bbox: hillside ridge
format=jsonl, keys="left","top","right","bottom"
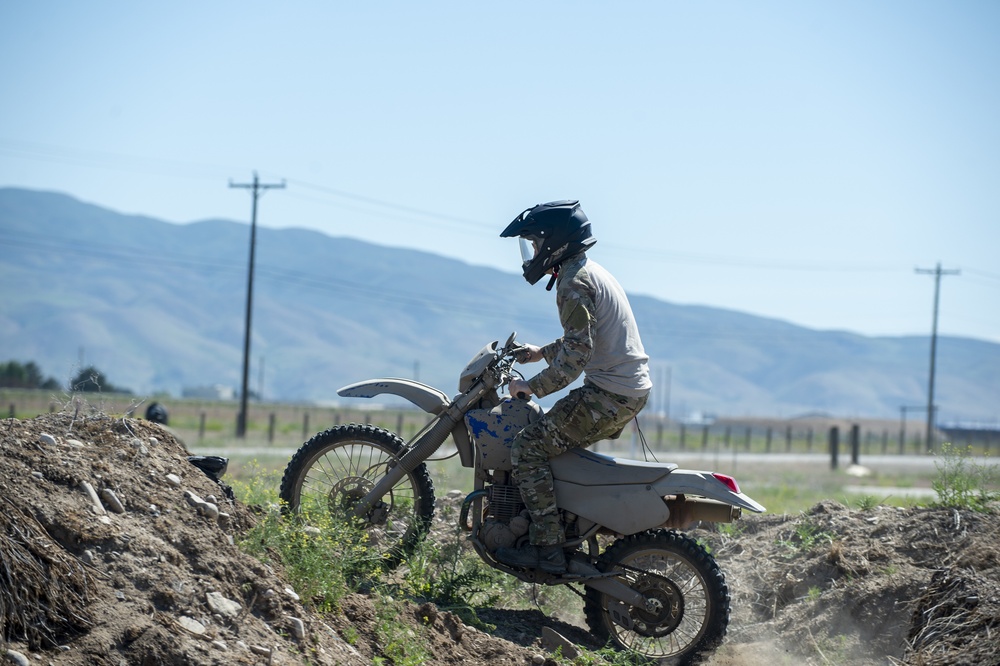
{"left": 1, "top": 186, "right": 997, "bottom": 421}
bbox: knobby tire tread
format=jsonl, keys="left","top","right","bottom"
{"left": 583, "top": 529, "right": 730, "bottom": 665}
{"left": 279, "top": 423, "right": 435, "bottom": 569}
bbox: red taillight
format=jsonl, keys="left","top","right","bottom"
{"left": 713, "top": 473, "right": 741, "bottom": 494}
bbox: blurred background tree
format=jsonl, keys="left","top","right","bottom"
{"left": 0, "top": 360, "right": 62, "bottom": 390}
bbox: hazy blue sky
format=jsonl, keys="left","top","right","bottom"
{"left": 2, "top": 1, "right": 998, "bottom": 342}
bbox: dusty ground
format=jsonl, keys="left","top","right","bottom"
{"left": 1, "top": 413, "right": 998, "bottom": 665}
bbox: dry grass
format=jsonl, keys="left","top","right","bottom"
{"left": 0, "top": 498, "right": 95, "bottom": 650}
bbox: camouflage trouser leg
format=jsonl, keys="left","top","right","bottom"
{"left": 510, "top": 383, "right": 649, "bottom": 547}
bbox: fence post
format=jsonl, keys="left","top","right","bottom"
{"left": 829, "top": 426, "right": 839, "bottom": 470}
{"left": 396, "top": 413, "right": 404, "bottom": 435}
{"left": 744, "top": 427, "right": 752, "bottom": 451}
{"left": 807, "top": 428, "right": 813, "bottom": 453}
{"left": 785, "top": 425, "right": 792, "bottom": 452}
{"left": 701, "top": 425, "right": 709, "bottom": 451}
{"left": 679, "top": 424, "right": 686, "bottom": 450}
{"left": 724, "top": 426, "right": 732, "bottom": 449}
{"left": 303, "top": 412, "right": 310, "bottom": 437}
{"left": 765, "top": 427, "right": 772, "bottom": 453}
{"left": 268, "top": 413, "right": 276, "bottom": 443}
{"left": 657, "top": 420, "right": 663, "bottom": 448}
{"left": 8, "top": 404, "right": 14, "bottom": 418}
{"left": 850, "top": 424, "right": 860, "bottom": 465}
{"left": 881, "top": 430, "right": 888, "bottom": 454}
{"left": 199, "top": 412, "right": 206, "bottom": 441}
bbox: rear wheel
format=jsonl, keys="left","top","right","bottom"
{"left": 279, "top": 424, "right": 435, "bottom": 569}
{"left": 584, "top": 529, "right": 730, "bottom": 665}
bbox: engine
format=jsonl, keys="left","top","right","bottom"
{"left": 477, "top": 482, "right": 529, "bottom": 551}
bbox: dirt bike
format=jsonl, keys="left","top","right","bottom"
{"left": 279, "top": 333, "right": 765, "bottom": 664}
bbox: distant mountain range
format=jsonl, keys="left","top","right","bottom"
{"left": 1, "top": 187, "right": 997, "bottom": 422}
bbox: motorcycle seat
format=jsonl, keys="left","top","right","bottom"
{"left": 551, "top": 448, "right": 677, "bottom": 486}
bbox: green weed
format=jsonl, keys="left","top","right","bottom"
{"left": 853, "top": 494, "right": 879, "bottom": 511}
{"left": 778, "top": 517, "right": 836, "bottom": 556}
{"left": 932, "top": 443, "right": 999, "bottom": 512}
{"left": 402, "top": 534, "right": 503, "bottom": 610}
{"left": 232, "top": 462, "right": 382, "bottom": 612}
{"left": 373, "top": 592, "right": 430, "bottom": 666}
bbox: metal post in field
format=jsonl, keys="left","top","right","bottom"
{"left": 850, "top": 424, "right": 860, "bottom": 465}
{"left": 830, "top": 426, "right": 839, "bottom": 470}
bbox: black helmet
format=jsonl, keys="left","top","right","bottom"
{"left": 500, "top": 200, "right": 596, "bottom": 285}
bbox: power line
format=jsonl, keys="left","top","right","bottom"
{"left": 2, "top": 138, "right": 988, "bottom": 277}
{"left": 915, "top": 263, "right": 960, "bottom": 451}
{"left": 230, "top": 172, "right": 285, "bottom": 438}
{"left": 5, "top": 228, "right": 995, "bottom": 344}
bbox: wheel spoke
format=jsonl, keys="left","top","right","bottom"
{"left": 279, "top": 425, "right": 435, "bottom": 570}
{"left": 585, "top": 530, "right": 729, "bottom": 662}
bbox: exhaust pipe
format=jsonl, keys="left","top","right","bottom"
{"left": 662, "top": 496, "right": 742, "bottom": 530}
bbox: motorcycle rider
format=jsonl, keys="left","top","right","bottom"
{"left": 497, "top": 200, "right": 652, "bottom": 574}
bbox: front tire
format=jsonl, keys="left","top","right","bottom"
{"left": 584, "top": 529, "right": 730, "bottom": 665}
{"left": 279, "top": 424, "right": 435, "bottom": 570}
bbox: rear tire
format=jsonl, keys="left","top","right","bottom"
{"left": 279, "top": 424, "right": 435, "bottom": 569}
{"left": 583, "top": 529, "right": 730, "bottom": 665}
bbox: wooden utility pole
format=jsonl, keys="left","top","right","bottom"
{"left": 230, "top": 172, "right": 285, "bottom": 438}
{"left": 915, "top": 262, "right": 960, "bottom": 452}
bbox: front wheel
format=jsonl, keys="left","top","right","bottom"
{"left": 584, "top": 530, "right": 730, "bottom": 665}
{"left": 279, "top": 424, "right": 435, "bottom": 569}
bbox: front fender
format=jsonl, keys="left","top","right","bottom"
{"left": 337, "top": 378, "right": 450, "bottom": 415}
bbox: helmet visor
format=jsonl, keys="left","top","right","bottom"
{"left": 518, "top": 237, "right": 537, "bottom": 266}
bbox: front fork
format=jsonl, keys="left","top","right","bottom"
{"left": 352, "top": 378, "right": 493, "bottom": 519}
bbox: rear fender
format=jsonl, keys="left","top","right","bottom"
{"left": 652, "top": 469, "right": 766, "bottom": 513}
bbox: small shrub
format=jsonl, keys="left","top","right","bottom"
{"left": 232, "top": 462, "right": 382, "bottom": 611}
{"left": 778, "top": 517, "right": 835, "bottom": 556}
{"left": 932, "top": 443, "right": 999, "bottom": 512}
{"left": 403, "top": 536, "right": 503, "bottom": 610}
{"left": 854, "top": 494, "right": 879, "bottom": 511}
{"left": 373, "top": 592, "right": 430, "bottom": 666}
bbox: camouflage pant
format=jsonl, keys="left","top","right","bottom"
{"left": 510, "top": 382, "right": 649, "bottom": 546}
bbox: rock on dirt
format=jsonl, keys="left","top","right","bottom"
{"left": 1, "top": 413, "right": 998, "bottom": 665}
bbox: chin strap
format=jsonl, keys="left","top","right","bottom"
{"left": 545, "top": 268, "right": 559, "bottom": 291}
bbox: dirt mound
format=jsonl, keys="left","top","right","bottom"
{"left": 706, "top": 500, "right": 1000, "bottom": 665}
{"left": 0, "top": 414, "right": 542, "bottom": 665}
{"left": 1, "top": 413, "right": 998, "bottom": 665}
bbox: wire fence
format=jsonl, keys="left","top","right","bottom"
{"left": 4, "top": 389, "right": 998, "bottom": 457}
